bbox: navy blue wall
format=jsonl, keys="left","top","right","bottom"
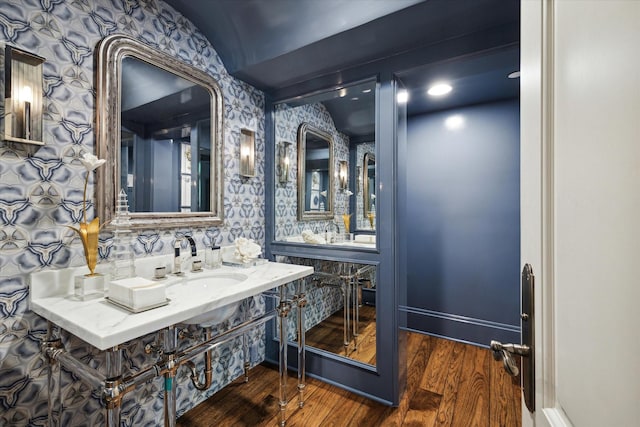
{"left": 402, "top": 100, "right": 521, "bottom": 347}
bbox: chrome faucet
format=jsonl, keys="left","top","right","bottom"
{"left": 184, "top": 235, "right": 202, "bottom": 272}
{"left": 325, "top": 221, "right": 340, "bottom": 243}
{"left": 185, "top": 236, "right": 197, "bottom": 258}
{"left": 173, "top": 238, "right": 183, "bottom": 275}
{"left": 174, "top": 236, "right": 200, "bottom": 274}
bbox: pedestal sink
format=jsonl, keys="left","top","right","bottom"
{"left": 181, "top": 272, "right": 249, "bottom": 326}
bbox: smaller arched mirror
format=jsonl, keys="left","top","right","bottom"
{"left": 297, "top": 123, "right": 334, "bottom": 221}
{"left": 363, "top": 152, "right": 376, "bottom": 226}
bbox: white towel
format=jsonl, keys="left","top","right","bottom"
{"left": 301, "top": 230, "right": 327, "bottom": 244}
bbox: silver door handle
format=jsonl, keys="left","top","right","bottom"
{"left": 488, "top": 263, "right": 536, "bottom": 413}
{"left": 490, "top": 340, "right": 530, "bottom": 376}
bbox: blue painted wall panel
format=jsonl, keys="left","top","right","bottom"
{"left": 405, "top": 100, "right": 520, "bottom": 345}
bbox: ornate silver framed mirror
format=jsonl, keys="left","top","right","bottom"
{"left": 96, "top": 35, "right": 224, "bottom": 230}
{"left": 297, "top": 123, "right": 334, "bottom": 221}
{"left": 363, "top": 152, "right": 376, "bottom": 221}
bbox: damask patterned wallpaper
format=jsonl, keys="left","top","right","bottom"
{"left": 273, "top": 102, "right": 351, "bottom": 241}
{"left": 0, "top": 0, "right": 267, "bottom": 424}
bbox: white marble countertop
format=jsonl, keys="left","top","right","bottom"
{"left": 30, "top": 261, "right": 313, "bottom": 350}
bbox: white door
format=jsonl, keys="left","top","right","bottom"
{"left": 521, "top": 1, "right": 640, "bottom": 426}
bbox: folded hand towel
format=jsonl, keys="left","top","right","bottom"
{"left": 301, "top": 230, "right": 327, "bottom": 244}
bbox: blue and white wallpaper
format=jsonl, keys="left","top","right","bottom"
{"left": 273, "top": 102, "right": 351, "bottom": 241}
{"left": 0, "top": 0, "right": 267, "bottom": 425}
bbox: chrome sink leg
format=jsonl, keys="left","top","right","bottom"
{"left": 44, "top": 322, "right": 62, "bottom": 427}
{"left": 104, "top": 345, "right": 123, "bottom": 427}
{"left": 243, "top": 299, "right": 250, "bottom": 383}
{"left": 163, "top": 326, "right": 178, "bottom": 427}
{"left": 352, "top": 275, "right": 359, "bottom": 351}
{"left": 277, "top": 286, "right": 291, "bottom": 426}
{"left": 296, "top": 279, "right": 307, "bottom": 408}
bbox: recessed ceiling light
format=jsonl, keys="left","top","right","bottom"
{"left": 362, "top": 89, "right": 372, "bottom": 93}
{"left": 396, "top": 90, "right": 409, "bottom": 104}
{"left": 351, "top": 97, "right": 359, "bottom": 101}
{"left": 427, "top": 83, "right": 452, "bottom": 97}
{"left": 508, "top": 71, "right": 520, "bottom": 79}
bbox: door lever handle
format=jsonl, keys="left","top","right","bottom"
{"left": 491, "top": 340, "right": 530, "bottom": 357}
{"left": 488, "top": 263, "right": 536, "bottom": 412}
{"left": 490, "top": 340, "right": 530, "bottom": 377}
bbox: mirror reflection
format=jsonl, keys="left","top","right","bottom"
{"left": 362, "top": 152, "right": 376, "bottom": 228}
{"left": 298, "top": 123, "right": 333, "bottom": 219}
{"left": 96, "top": 35, "right": 224, "bottom": 229}
{"left": 120, "top": 57, "right": 211, "bottom": 213}
{"left": 274, "top": 79, "right": 377, "bottom": 246}
{"left": 280, "top": 258, "right": 377, "bottom": 367}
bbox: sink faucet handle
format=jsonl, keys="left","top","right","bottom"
{"left": 173, "top": 238, "right": 182, "bottom": 274}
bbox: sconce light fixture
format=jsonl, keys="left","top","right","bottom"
{"left": 1, "top": 44, "right": 45, "bottom": 145}
{"left": 339, "top": 160, "right": 348, "bottom": 190}
{"left": 277, "top": 141, "right": 291, "bottom": 184}
{"left": 239, "top": 128, "right": 255, "bottom": 177}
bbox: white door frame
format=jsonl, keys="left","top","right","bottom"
{"left": 521, "top": 0, "right": 571, "bottom": 425}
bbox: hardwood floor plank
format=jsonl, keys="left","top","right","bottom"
{"left": 401, "top": 388, "right": 443, "bottom": 427}
{"left": 489, "top": 349, "right": 521, "bottom": 427}
{"left": 421, "top": 337, "right": 456, "bottom": 394}
{"left": 432, "top": 341, "right": 467, "bottom": 427}
{"left": 450, "top": 344, "right": 490, "bottom": 427}
{"left": 348, "top": 332, "right": 433, "bottom": 426}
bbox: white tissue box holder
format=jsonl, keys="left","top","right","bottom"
{"left": 107, "top": 277, "right": 167, "bottom": 312}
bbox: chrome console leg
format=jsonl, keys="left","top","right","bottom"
{"left": 277, "top": 286, "right": 291, "bottom": 427}
{"left": 352, "top": 276, "right": 359, "bottom": 351}
{"left": 295, "top": 279, "right": 307, "bottom": 408}
{"left": 163, "top": 326, "right": 178, "bottom": 427}
{"left": 44, "top": 322, "right": 62, "bottom": 427}
{"left": 104, "top": 346, "right": 123, "bottom": 427}
{"left": 243, "top": 298, "right": 250, "bottom": 383}
{"left": 342, "top": 281, "right": 349, "bottom": 351}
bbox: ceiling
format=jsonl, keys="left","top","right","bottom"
{"left": 163, "top": 0, "right": 520, "bottom": 137}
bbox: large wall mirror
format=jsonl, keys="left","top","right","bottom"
{"left": 272, "top": 80, "right": 378, "bottom": 368}
{"left": 96, "top": 35, "right": 224, "bottom": 229}
{"left": 297, "top": 123, "right": 334, "bottom": 221}
{"left": 273, "top": 78, "right": 377, "bottom": 246}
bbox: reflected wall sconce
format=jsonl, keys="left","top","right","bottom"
{"left": 1, "top": 44, "right": 45, "bottom": 145}
{"left": 239, "top": 128, "right": 255, "bottom": 177}
{"left": 277, "top": 141, "right": 291, "bottom": 184}
{"left": 339, "top": 160, "right": 348, "bottom": 190}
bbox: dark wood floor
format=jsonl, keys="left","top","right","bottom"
{"left": 177, "top": 333, "right": 521, "bottom": 427}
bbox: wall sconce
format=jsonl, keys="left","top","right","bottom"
{"left": 1, "top": 44, "right": 45, "bottom": 145}
{"left": 339, "top": 160, "right": 348, "bottom": 190}
{"left": 277, "top": 141, "right": 291, "bottom": 184}
{"left": 239, "top": 128, "right": 255, "bottom": 177}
